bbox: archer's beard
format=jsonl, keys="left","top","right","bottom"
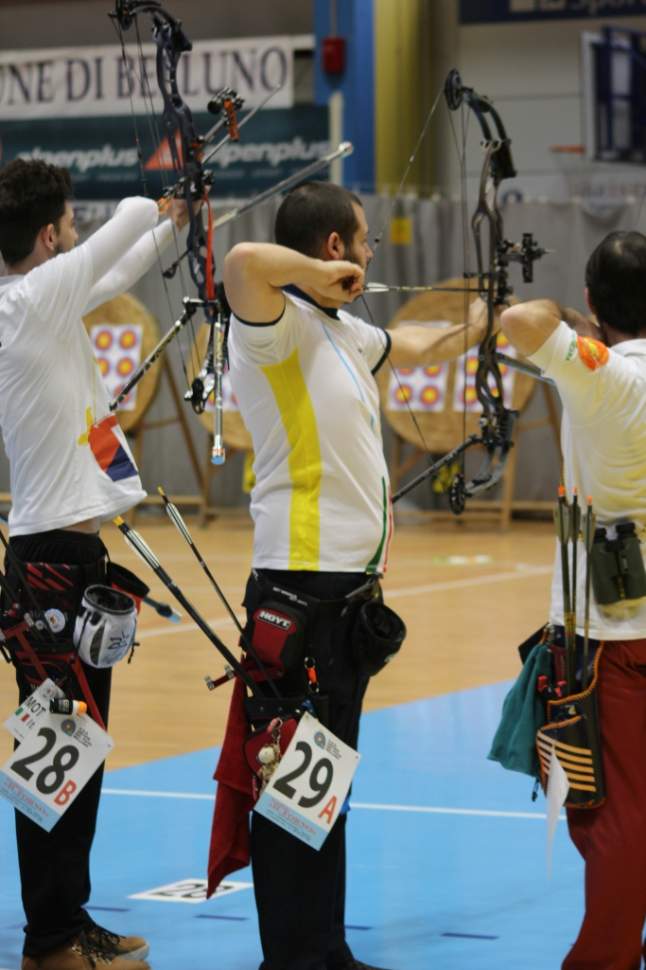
{"left": 53, "top": 240, "right": 76, "bottom": 257}
{"left": 346, "top": 249, "right": 370, "bottom": 275}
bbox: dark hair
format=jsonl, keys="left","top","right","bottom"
{"left": 274, "top": 181, "right": 362, "bottom": 257}
{"left": 585, "top": 230, "right": 646, "bottom": 336}
{"left": 0, "top": 158, "right": 73, "bottom": 265}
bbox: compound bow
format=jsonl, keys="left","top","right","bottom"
{"left": 383, "top": 69, "right": 548, "bottom": 513}
{"left": 110, "top": 0, "right": 243, "bottom": 462}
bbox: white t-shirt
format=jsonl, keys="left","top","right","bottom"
{"left": 529, "top": 321, "right": 646, "bottom": 639}
{"left": 0, "top": 196, "right": 175, "bottom": 536}
{"left": 227, "top": 289, "right": 392, "bottom": 573}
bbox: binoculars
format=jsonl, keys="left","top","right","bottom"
{"left": 591, "top": 521, "right": 646, "bottom": 604}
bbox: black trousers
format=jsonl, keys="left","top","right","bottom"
{"left": 7, "top": 530, "right": 111, "bottom": 958}
{"left": 246, "top": 570, "right": 370, "bottom": 970}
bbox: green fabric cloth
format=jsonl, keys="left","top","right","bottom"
{"left": 488, "top": 640, "right": 551, "bottom": 778}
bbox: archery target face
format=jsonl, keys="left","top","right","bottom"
{"left": 387, "top": 319, "right": 451, "bottom": 413}
{"left": 452, "top": 332, "right": 517, "bottom": 412}
{"left": 388, "top": 329, "right": 517, "bottom": 413}
{"left": 90, "top": 323, "right": 144, "bottom": 411}
{"left": 389, "top": 361, "right": 449, "bottom": 412}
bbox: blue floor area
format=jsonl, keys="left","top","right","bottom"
{"left": 0, "top": 683, "right": 583, "bottom": 970}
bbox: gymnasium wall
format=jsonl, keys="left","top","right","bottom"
{"left": 429, "top": 4, "right": 646, "bottom": 202}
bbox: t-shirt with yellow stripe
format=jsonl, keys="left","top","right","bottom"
{"left": 228, "top": 288, "right": 393, "bottom": 574}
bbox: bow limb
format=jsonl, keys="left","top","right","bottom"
{"left": 150, "top": 9, "right": 218, "bottom": 318}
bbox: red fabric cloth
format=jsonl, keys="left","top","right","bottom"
{"left": 206, "top": 678, "right": 254, "bottom": 897}
{"left": 562, "top": 638, "right": 646, "bottom": 970}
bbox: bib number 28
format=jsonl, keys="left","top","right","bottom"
{"left": 10, "top": 727, "right": 80, "bottom": 798}
{"left": 0, "top": 701, "right": 113, "bottom": 831}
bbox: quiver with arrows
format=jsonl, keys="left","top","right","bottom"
{"left": 489, "top": 624, "right": 606, "bottom": 809}
{"left": 536, "top": 635, "right": 605, "bottom": 810}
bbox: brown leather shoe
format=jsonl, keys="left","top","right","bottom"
{"left": 83, "top": 922, "right": 149, "bottom": 960}
{"left": 21, "top": 932, "right": 151, "bottom": 969}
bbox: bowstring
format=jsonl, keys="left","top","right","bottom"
{"left": 359, "top": 295, "right": 433, "bottom": 460}
{"left": 448, "top": 99, "right": 474, "bottom": 490}
{"left": 372, "top": 83, "right": 445, "bottom": 252}
{"left": 364, "top": 78, "right": 487, "bottom": 502}
{"left": 635, "top": 178, "right": 646, "bottom": 228}
{"left": 363, "top": 79, "right": 449, "bottom": 479}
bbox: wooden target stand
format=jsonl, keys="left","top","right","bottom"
{"left": 83, "top": 293, "right": 204, "bottom": 522}
{"left": 188, "top": 326, "right": 253, "bottom": 525}
{"left": 379, "top": 279, "right": 560, "bottom": 528}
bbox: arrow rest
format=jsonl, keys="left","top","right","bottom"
{"left": 184, "top": 371, "right": 213, "bottom": 414}
{"left": 449, "top": 474, "right": 467, "bottom": 515}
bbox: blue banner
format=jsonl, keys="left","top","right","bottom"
{"left": 460, "top": 0, "right": 646, "bottom": 23}
{"left": 0, "top": 106, "right": 329, "bottom": 200}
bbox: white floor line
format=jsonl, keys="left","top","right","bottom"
{"left": 138, "top": 615, "right": 239, "bottom": 641}
{"left": 101, "top": 788, "right": 563, "bottom": 821}
{"left": 385, "top": 565, "right": 553, "bottom": 599}
{"left": 103, "top": 787, "right": 213, "bottom": 800}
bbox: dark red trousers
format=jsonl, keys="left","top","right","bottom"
{"left": 562, "top": 638, "right": 646, "bottom": 970}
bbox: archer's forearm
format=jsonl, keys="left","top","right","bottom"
{"left": 501, "top": 298, "right": 561, "bottom": 356}
{"left": 84, "top": 219, "right": 175, "bottom": 314}
{"left": 224, "top": 242, "right": 329, "bottom": 291}
{"left": 84, "top": 197, "right": 159, "bottom": 288}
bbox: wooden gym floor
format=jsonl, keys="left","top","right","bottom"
{"left": 0, "top": 511, "right": 554, "bottom": 770}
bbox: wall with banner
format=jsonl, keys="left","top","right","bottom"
{"left": 2, "top": 2, "right": 646, "bottom": 206}
{"left": 0, "top": 37, "right": 329, "bottom": 199}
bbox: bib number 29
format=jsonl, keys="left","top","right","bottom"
{"left": 273, "top": 740, "right": 334, "bottom": 808}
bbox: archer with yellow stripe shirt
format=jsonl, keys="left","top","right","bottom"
{"left": 222, "top": 180, "right": 487, "bottom": 970}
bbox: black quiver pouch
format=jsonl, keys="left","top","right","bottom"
{"left": 351, "top": 599, "right": 406, "bottom": 676}
{"left": 536, "top": 640, "right": 606, "bottom": 810}
{"left": 246, "top": 600, "right": 307, "bottom": 677}
{"left": 240, "top": 578, "right": 330, "bottom": 728}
